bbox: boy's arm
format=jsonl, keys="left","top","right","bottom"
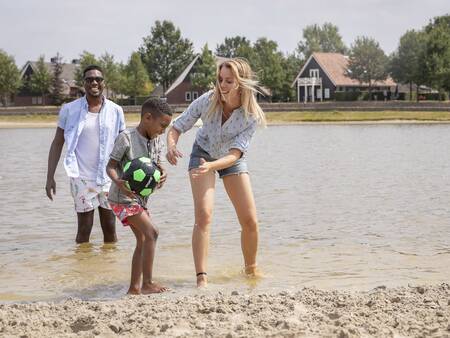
{"left": 45, "top": 127, "right": 65, "bottom": 200}
{"left": 106, "top": 158, "right": 135, "bottom": 198}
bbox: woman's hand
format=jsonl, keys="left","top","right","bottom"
{"left": 166, "top": 146, "right": 183, "bottom": 166}
{"left": 191, "top": 158, "right": 212, "bottom": 178}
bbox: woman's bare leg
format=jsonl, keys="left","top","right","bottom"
{"left": 223, "top": 173, "right": 259, "bottom": 275}
{"left": 190, "top": 170, "right": 216, "bottom": 287}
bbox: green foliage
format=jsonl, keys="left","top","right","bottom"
{"left": 139, "top": 20, "right": 194, "bottom": 92}
{"left": 29, "top": 55, "right": 52, "bottom": 104}
{"left": 74, "top": 51, "right": 98, "bottom": 86}
{"left": 280, "top": 53, "right": 303, "bottom": 101}
{"left": 50, "top": 53, "right": 66, "bottom": 105}
{"left": 252, "top": 38, "right": 285, "bottom": 101}
{"left": 98, "top": 53, "right": 122, "bottom": 98}
{"left": 389, "top": 30, "right": 426, "bottom": 100}
{"left": 423, "top": 14, "right": 450, "bottom": 93}
{"left": 297, "top": 23, "right": 347, "bottom": 59}
{"left": 122, "top": 52, "right": 153, "bottom": 101}
{"left": 215, "top": 36, "right": 254, "bottom": 60}
{"left": 0, "top": 50, "right": 21, "bottom": 106}
{"left": 347, "top": 36, "right": 388, "bottom": 98}
{"left": 191, "top": 44, "right": 216, "bottom": 91}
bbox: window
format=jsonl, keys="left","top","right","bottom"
{"left": 309, "top": 69, "right": 319, "bottom": 78}
{"left": 192, "top": 92, "right": 198, "bottom": 100}
{"left": 324, "top": 88, "right": 330, "bottom": 99}
{"left": 185, "top": 92, "right": 192, "bottom": 102}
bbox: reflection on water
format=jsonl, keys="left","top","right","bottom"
{"left": 0, "top": 124, "right": 450, "bottom": 302}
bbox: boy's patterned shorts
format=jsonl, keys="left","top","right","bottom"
{"left": 69, "top": 177, "right": 111, "bottom": 213}
{"left": 109, "top": 202, "right": 149, "bottom": 227}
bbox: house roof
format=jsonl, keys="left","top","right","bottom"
{"left": 292, "top": 52, "right": 396, "bottom": 87}
{"left": 21, "top": 61, "right": 78, "bottom": 87}
{"left": 165, "top": 55, "right": 230, "bottom": 96}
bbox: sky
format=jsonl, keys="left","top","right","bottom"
{"left": 1, "top": 0, "right": 449, "bottom": 68}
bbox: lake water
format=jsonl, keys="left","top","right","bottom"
{"left": 0, "top": 124, "right": 449, "bottom": 302}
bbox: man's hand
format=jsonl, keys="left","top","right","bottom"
{"left": 45, "top": 178, "right": 56, "bottom": 200}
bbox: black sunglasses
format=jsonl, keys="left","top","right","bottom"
{"left": 84, "top": 77, "right": 104, "bottom": 84}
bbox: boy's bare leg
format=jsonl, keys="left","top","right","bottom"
{"left": 76, "top": 210, "right": 94, "bottom": 243}
{"left": 127, "top": 212, "right": 168, "bottom": 294}
{"left": 128, "top": 225, "right": 144, "bottom": 294}
{"left": 98, "top": 207, "right": 117, "bottom": 243}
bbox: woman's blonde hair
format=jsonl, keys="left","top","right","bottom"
{"left": 207, "top": 57, "right": 266, "bottom": 126}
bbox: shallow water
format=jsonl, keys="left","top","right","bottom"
{"left": 0, "top": 124, "right": 449, "bottom": 302}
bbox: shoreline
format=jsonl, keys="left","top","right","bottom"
{"left": 3, "top": 119, "right": 450, "bottom": 129}
{"left": 1, "top": 283, "right": 448, "bottom": 337}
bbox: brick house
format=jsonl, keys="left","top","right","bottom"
{"left": 15, "top": 58, "right": 80, "bottom": 106}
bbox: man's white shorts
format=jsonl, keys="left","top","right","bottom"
{"left": 69, "top": 177, "right": 111, "bottom": 213}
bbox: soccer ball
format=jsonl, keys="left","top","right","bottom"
{"left": 122, "top": 157, "right": 161, "bottom": 197}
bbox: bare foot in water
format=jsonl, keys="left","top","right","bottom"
{"left": 244, "top": 264, "right": 260, "bottom": 277}
{"left": 197, "top": 274, "right": 208, "bottom": 288}
{"left": 127, "top": 287, "right": 140, "bottom": 295}
{"left": 141, "top": 282, "right": 169, "bottom": 294}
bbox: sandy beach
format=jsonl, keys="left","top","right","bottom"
{"left": 1, "top": 284, "right": 448, "bottom": 337}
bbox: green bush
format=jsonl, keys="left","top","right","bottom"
{"left": 334, "top": 91, "right": 360, "bottom": 101}
{"left": 419, "top": 92, "right": 448, "bottom": 101}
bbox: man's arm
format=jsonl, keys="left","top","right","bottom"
{"left": 45, "top": 127, "right": 65, "bottom": 200}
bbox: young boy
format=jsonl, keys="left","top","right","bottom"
{"left": 106, "top": 98, "right": 172, "bottom": 295}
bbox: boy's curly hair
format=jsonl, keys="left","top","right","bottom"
{"left": 141, "top": 98, "right": 172, "bottom": 117}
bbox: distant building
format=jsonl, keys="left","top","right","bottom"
{"left": 164, "top": 55, "right": 271, "bottom": 104}
{"left": 292, "top": 52, "right": 396, "bottom": 102}
{"left": 15, "top": 59, "right": 80, "bottom": 106}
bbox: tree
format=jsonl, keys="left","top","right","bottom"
{"left": 139, "top": 20, "right": 194, "bottom": 92}
{"left": 215, "top": 36, "right": 254, "bottom": 60}
{"left": 99, "top": 52, "right": 122, "bottom": 99}
{"left": 0, "top": 50, "right": 21, "bottom": 106}
{"left": 252, "top": 38, "right": 285, "bottom": 101}
{"left": 423, "top": 14, "right": 450, "bottom": 97}
{"left": 191, "top": 44, "right": 216, "bottom": 91}
{"left": 389, "top": 30, "right": 426, "bottom": 101}
{"left": 280, "top": 53, "right": 303, "bottom": 101}
{"left": 50, "top": 53, "right": 66, "bottom": 105}
{"left": 347, "top": 36, "right": 388, "bottom": 99}
{"left": 297, "top": 23, "right": 347, "bottom": 59}
{"left": 29, "top": 55, "right": 52, "bottom": 105}
{"left": 122, "top": 52, "right": 153, "bottom": 104}
{"left": 74, "top": 51, "right": 98, "bottom": 86}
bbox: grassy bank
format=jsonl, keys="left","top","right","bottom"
{"left": 1, "top": 111, "right": 450, "bottom": 126}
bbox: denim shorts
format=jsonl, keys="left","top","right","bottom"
{"left": 188, "top": 142, "right": 248, "bottom": 178}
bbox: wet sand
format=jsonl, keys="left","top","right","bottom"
{"left": 1, "top": 284, "right": 449, "bottom": 337}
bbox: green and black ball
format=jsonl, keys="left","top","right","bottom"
{"left": 122, "top": 157, "right": 161, "bottom": 197}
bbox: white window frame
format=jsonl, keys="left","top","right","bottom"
{"left": 309, "top": 69, "right": 319, "bottom": 78}
{"left": 185, "top": 91, "right": 192, "bottom": 102}
{"left": 324, "top": 88, "right": 330, "bottom": 99}
{"left": 192, "top": 91, "right": 198, "bottom": 100}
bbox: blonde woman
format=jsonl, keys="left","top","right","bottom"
{"left": 166, "top": 58, "right": 266, "bottom": 287}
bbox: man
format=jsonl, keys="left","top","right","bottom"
{"left": 45, "top": 65, "right": 125, "bottom": 243}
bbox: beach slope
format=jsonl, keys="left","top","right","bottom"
{"left": 1, "top": 284, "right": 449, "bottom": 337}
